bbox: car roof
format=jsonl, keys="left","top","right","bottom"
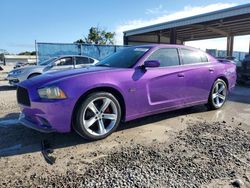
{"left": 56, "top": 55, "right": 98, "bottom": 60}
{"left": 57, "top": 55, "right": 91, "bottom": 58}
{"left": 132, "top": 44, "right": 203, "bottom": 51}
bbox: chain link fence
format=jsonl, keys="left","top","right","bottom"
{"left": 37, "top": 43, "right": 248, "bottom": 64}
{"left": 37, "top": 42, "right": 128, "bottom": 64}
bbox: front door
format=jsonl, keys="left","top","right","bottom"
{"left": 140, "top": 48, "right": 188, "bottom": 111}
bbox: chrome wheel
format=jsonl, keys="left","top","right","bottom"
{"left": 212, "top": 81, "right": 227, "bottom": 108}
{"left": 83, "top": 97, "right": 118, "bottom": 136}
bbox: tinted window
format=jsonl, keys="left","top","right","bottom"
{"left": 181, "top": 49, "right": 208, "bottom": 64}
{"left": 57, "top": 57, "right": 73, "bottom": 66}
{"left": 95, "top": 47, "right": 149, "bottom": 68}
{"left": 76, "top": 57, "right": 89, "bottom": 65}
{"left": 89, "top": 58, "right": 95, "bottom": 64}
{"left": 147, "top": 48, "right": 180, "bottom": 67}
{"left": 201, "top": 53, "right": 208, "bottom": 62}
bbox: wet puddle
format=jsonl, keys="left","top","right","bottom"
{"left": 0, "top": 144, "right": 22, "bottom": 155}
{"left": 0, "top": 119, "right": 20, "bottom": 127}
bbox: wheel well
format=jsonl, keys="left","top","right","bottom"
{"left": 28, "top": 73, "right": 41, "bottom": 79}
{"left": 208, "top": 76, "right": 229, "bottom": 102}
{"left": 72, "top": 87, "right": 126, "bottom": 124}
{"left": 217, "top": 76, "right": 229, "bottom": 88}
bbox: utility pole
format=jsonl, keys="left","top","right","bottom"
{"left": 249, "top": 39, "right": 250, "bottom": 54}
{"left": 35, "top": 40, "right": 38, "bottom": 65}
{"left": 226, "top": 35, "right": 234, "bottom": 57}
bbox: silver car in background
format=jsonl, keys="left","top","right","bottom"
{"left": 7, "top": 55, "right": 99, "bottom": 85}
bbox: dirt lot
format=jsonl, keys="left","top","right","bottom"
{"left": 0, "top": 70, "right": 250, "bottom": 187}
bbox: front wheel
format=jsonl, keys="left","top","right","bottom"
{"left": 208, "top": 79, "right": 227, "bottom": 110}
{"left": 73, "top": 92, "right": 121, "bottom": 140}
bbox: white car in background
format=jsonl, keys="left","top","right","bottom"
{"left": 7, "top": 55, "right": 99, "bottom": 85}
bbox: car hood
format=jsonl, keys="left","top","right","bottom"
{"left": 19, "top": 66, "right": 120, "bottom": 88}
{"left": 11, "top": 65, "right": 45, "bottom": 72}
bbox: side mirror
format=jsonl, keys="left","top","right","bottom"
{"left": 143, "top": 60, "right": 160, "bottom": 68}
{"left": 46, "top": 62, "right": 56, "bottom": 70}
{"left": 51, "top": 62, "right": 57, "bottom": 67}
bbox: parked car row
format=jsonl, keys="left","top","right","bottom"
{"left": 13, "top": 62, "right": 36, "bottom": 69}
{"left": 216, "top": 56, "right": 242, "bottom": 67}
{"left": 237, "top": 54, "right": 250, "bottom": 84}
{"left": 17, "top": 45, "right": 237, "bottom": 140}
{"left": 216, "top": 55, "right": 250, "bottom": 84}
{"left": 7, "top": 55, "right": 99, "bottom": 85}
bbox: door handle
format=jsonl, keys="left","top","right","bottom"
{"left": 177, "top": 73, "right": 184, "bottom": 77}
{"left": 209, "top": 68, "right": 214, "bottom": 72}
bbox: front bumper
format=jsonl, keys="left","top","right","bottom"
{"left": 7, "top": 75, "right": 20, "bottom": 86}
{"left": 19, "top": 113, "right": 56, "bottom": 133}
{"left": 17, "top": 84, "right": 75, "bottom": 133}
{"left": 19, "top": 99, "right": 74, "bottom": 133}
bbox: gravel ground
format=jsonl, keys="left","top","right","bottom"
{"left": 0, "top": 79, "right": 250, "bottom": 188}
{"left": 0, "top": 65, "right": 12, "bottom": 81}
{"left": 0, "top": 66, "right": 19, "bottom": 117}
{"left": 1, "top": 121, "right": 249, "bottom": 188}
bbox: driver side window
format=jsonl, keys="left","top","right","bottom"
{"left": 147, "top": 48, "right": 180, "bottom": 67}
{"left": 56, "top": 57, "right": 73, "bottom": 66}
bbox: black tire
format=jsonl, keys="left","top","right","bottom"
{"left": 28, "top": 73, "right": 41, "bottom": 79}
{"left": 208, "top": 79, "right": 228, "bottom": 110}
{"left": 73, "top": 92, "right": 121, "bottom": 140}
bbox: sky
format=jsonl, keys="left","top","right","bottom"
{"left": 0, "top": 0, "right": 249, "bottom": 54}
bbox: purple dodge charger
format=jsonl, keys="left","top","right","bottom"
{"left": 17, "top": 45, "right": 236, "bottom": 140}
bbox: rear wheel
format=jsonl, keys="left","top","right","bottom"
{"left": 208, "top": 79, "right": 227, "bottom": 110}
{"left": 74, "top": 92, "right": 121, "bottom": 140}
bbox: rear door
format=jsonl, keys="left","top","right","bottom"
{"left": 178, "top": 48, "right": 215, "bottom": 103}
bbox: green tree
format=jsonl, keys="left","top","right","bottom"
{"left": 18, "top": 51, "right": 36, "bottom": 55}
{"left": 75, "top": 27, "right": 115, "bottom": 45}
{"left": 74, "top": 39, "right": 85, "bottom": 44}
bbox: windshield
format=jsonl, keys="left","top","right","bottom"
{"left": 40, "top": 57, "right": 57, "bottom": 66}
{"left": 95, "top": 47, "right": 150, "bottom": 68}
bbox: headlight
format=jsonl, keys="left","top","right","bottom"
{"left": 9, "top": 70, "right": 22, "bottom": 76}
{"left": 38, "top": 86, "right": 67, "bottom": 99}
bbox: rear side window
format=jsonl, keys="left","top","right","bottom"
{"left": 147, "top": 48, "right": 180, "bottom": 67}
{"left": 75, "top": 57, "right": 90, "bottom": 65}
{"left": 181, "top": 49, "right": 208, "bottom": 64}
{"left": 89, "top": 58, "right": 95, "bottom": 64}
{"left": 200, "top": 53, "right": 208, "bottom": 62}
